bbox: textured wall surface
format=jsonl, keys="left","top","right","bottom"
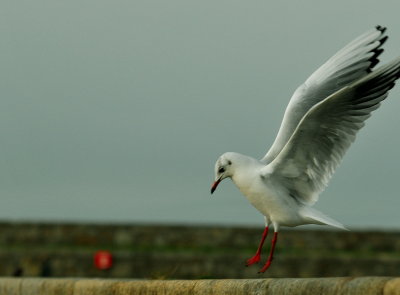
{"left": 1, "top": 277, "right": 400, "bottom": 295}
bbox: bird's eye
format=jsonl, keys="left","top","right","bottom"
{"left": 218, "top": 167, "right": 225, "bottom": 174}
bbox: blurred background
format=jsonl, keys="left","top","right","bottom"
{"left": 3, "top": 222, "right": 400, "bottom": 278}
{"left": 1, "top": 0, "right": 400, "bottom": 279}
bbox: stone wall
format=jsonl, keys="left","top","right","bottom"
{"left": 1, "top": 222, "right": 400, "bottom": 278}
{"left": 1, "top": 277, "right": 400, "bottom": 295}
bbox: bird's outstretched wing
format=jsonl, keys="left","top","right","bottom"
{"left": 261, "top": 26, "right": 388, "bottom": 164}
{"left": 264, "top": 57, "right": 400, "bottom": 205}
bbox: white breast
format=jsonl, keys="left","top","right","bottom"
{"left": 232, "top": 170, "right": 305, "bottom": 226}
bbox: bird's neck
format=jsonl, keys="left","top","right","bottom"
{"left": 230, "top": 154, "right": 263, "bottom": 188}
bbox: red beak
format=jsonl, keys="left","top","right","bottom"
{"left": 211, "top": 178, "right": 221, "bottom": 194}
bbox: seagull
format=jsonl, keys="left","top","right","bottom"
{"left": 211, "top": 26, "right": 400, "bottom": 273}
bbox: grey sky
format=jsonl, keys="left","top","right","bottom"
{"left": 1, "top": 1, "right": 400, "bottom": 228}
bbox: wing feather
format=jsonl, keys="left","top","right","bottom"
{"left": 261, "top": 26, "right": 388, "bottom": 164}
{"left": 264, "top": 57, "right": 400, "bottom": 205}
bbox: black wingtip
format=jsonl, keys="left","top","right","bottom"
{"left": 367, "top": 30, "right": 387, "bottom": 72}
{"left": 376, "top": 25, "right": 387, "bottom": 33}
{"left": 369, "top": 58, "right": 380, "bottom": 70}
{"left": 368, "top": 48, "right": 384, "bottom": 72}
{"left": 379, "top": 35, "right": 389, "bottom": 46}
{"left": 375, "top": 48, "right": 384, "bottom": 54}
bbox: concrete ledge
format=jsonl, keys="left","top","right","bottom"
{"left": 0, "top": 277, "right": 400, "bottom": 295}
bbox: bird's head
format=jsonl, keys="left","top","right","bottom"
{"left": 211, "top": 153, "right": 235, "bottom": 194}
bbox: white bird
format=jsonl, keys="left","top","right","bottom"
{"left": 211, "top": 26, "right": 400, "bottom": 273}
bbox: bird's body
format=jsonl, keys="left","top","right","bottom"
{"left": 211, "top": 26, "right": 400, "bottom": 273}
{"left": 228, "top": 153, "right": 299, "bottom": 226}
{"left": 219, "top": 152, "right": 346, "bottom": 229}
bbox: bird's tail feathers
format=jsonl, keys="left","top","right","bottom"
{"left": 301, "top": 207, "right": 349, "bottom": 231}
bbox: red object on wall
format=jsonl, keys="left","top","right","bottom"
{"left": 94, "top": 250, "right": 113, "bottom": 270}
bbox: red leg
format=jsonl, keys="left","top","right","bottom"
{"left": 258, "top": 231, "right": 278, "bottom": 273}
{"left": 246, "top": 226, "right": 269, "bottom": 266}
